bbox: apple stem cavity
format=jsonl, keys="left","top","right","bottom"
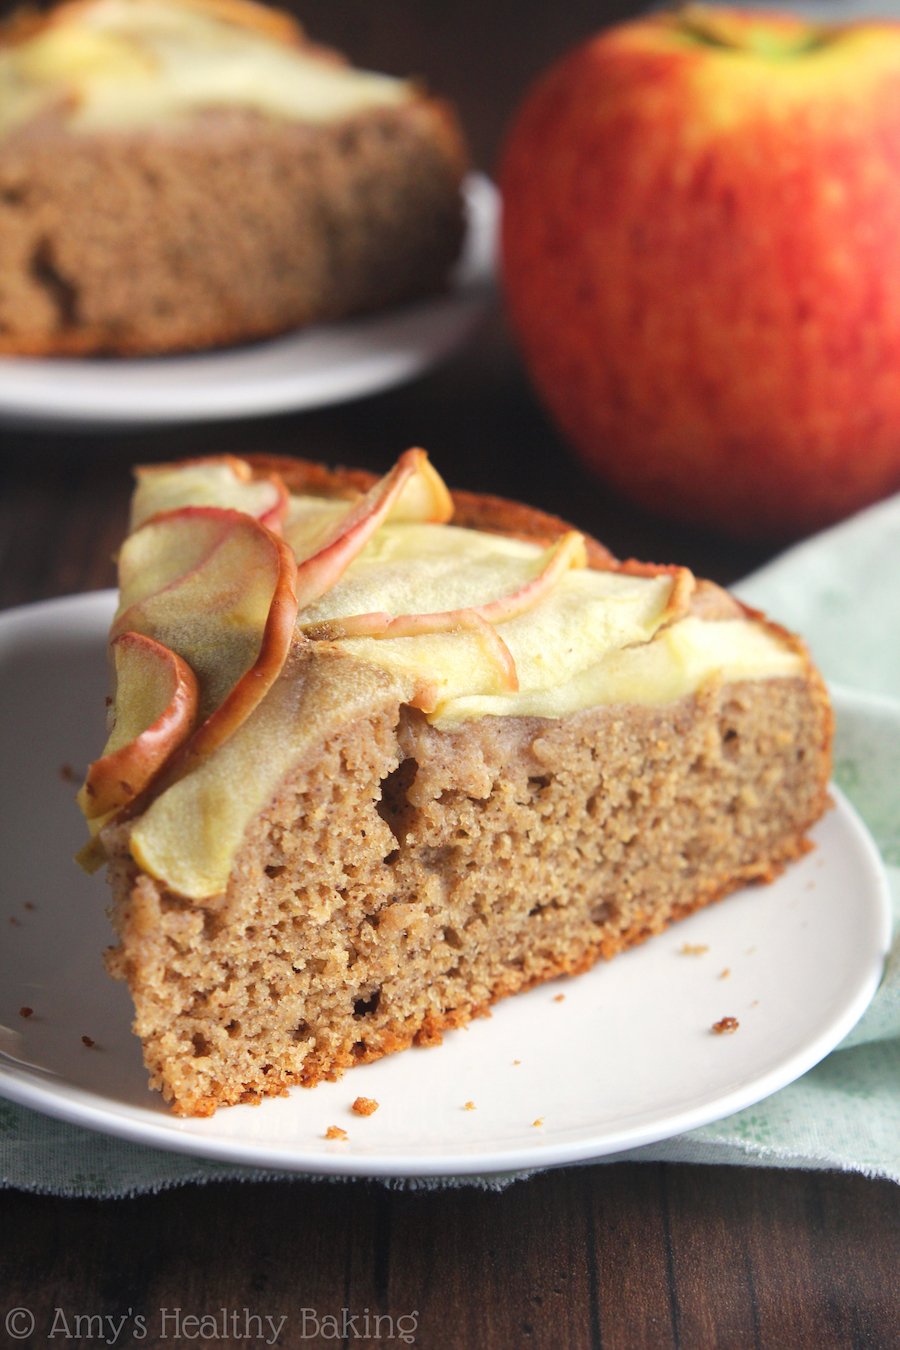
{"left": 674, "top": 5, "right": 834, "bottom": 59}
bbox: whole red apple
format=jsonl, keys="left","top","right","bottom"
{"left": 500, "top": 5, "right": 900, "bottom": 539}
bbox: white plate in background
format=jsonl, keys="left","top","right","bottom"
{"left": 0, "top": 591, "right": 890, "bottom": 1177}
{"left": 0, "top": 174, "right": 497, "bottom": 428}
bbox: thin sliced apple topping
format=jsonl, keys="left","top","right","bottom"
{"left": 299, "top": 530, "right": 590, "bottom": 704}
{"left": 284, "top": 450, "right": 452, "bottom": 560}
{"left": 76, "top": 447, "right": 807, "bottom": 900}
{"left": 130, "top": 456, "right": 289, "bottom": 533}
{"left": 112, "top": 504, "right": 298, "bottom": 781}
{"left": 292, "top": 448, "right": 454, "bottom": 612}
{"left": 472, "top": 531, "right": 588, "bottom": 624}
{"left": 77, "top": 631, "right": 199, "bottom": 821}
{"left": 303, "top": 609, "right": 519, "bottom": 707}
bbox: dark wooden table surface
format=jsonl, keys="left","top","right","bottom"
{"left": 1, "top": 3, "right": 898, "bottom": 1347}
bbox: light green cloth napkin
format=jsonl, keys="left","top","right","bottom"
{"left": 1, "top": 497, "right": 897, "bottom": 1195}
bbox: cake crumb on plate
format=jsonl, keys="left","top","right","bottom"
{"left": 351, "top": 1096, "right": 379, "bottom": 1117}
{"left": 711, "top": 1016, "right": 740, "bottom": 1035}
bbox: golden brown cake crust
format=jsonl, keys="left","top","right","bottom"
{"left": 246, "top": 453, "right": 761, "bottom": 622}
{"left": 96, "top": 456, "right": 833, "bottom": 1115}
{"left": 95, "top": 454, "right": 833, "bottom": 1116}
{"left": 248, "top": 452, "right": 616, "bottom": 569}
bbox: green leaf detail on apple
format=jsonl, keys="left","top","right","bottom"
{"left": 674, "top": 6, "right": 834, "bottom": 59}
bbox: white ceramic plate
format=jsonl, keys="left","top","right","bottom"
{"left": 0, "top": 592, "right": 891, "bottom": 1178}
{"left": 0, "top": 174, "right": 497, "bottom": 428}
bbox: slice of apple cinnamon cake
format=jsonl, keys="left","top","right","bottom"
{"left": 77, "top": 451, "right": 832, "bottom": 1115}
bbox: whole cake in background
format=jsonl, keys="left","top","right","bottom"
{"left": 0, "top": 0, "right": 467, "bottom": 355}
{"left": 77, "top": 451, "right": 833, "bottom": 1116}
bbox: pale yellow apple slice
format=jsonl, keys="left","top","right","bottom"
{"left": 284, "top": 449, "right": 452, "bottom": 561}
{"left": 615, "top": 560, "right": 695, "bottom": 625}
{"left": 299, "top": 526, "right": 588, "bottom": 642}
{"left": 113, "top": 505, "right": 298, "bottom": 775}
{"left": 303, "top": 608, "right": 519, "bottom": 701}
{"left": 292, "top": 448, "right": 453, "bottom": 610}
{"left": 472, "top": 530, "right": 588, "bottom": 623}
{"left": 77, "top": 631, "right": 199, "bottom": 821}
{"left": 299, "top": 531, "right": 588, "bottom": 706}
{"left": 384, "top": 449, "right": 454, "bottom": 524}
{"left": 130, "top": 456, "right": 289, "bottom": 533}
{"left": 128, "top": 650, "right": 409, "bottom": 900}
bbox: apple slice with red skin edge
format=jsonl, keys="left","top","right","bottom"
{"left": 114, "top": 506, "right": 264, "bottom": 647}
{"left": 77, "top": 632, "right": 199, "bottom": 820}
{"left": 299, "top": 531, "right": 589, "bottom": 700}
{"left": 302, "top": 608, "right": 519, "bottom": 704}
{"left": 114, "top": 507, "right": 294, "bottom": 669}
{"left": 293, "top": 449, "right": 452, "bottom": 611}
{"left": 179, "top": 525, "right": 298, "bottom": 768}
{"left": 473, "top": 530, "right": 588, "bottom": 624}
{"left": 131, "top": 456, "right": 289, "bottom": 534}
{"left": 615, "top": 561, "right": 695, "bottom": 625}
{"left": 112, "top": 505, "right": 299, "bottom": 786}
{"left": 383, "top": 449, "right": 454, "bottom": 524}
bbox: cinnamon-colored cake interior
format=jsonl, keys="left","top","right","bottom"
{"left": 0, "top": 0, "right": 466, "bottom": 355}
{"left": 80, "top": 452, "right": 832, "bottom": 1115}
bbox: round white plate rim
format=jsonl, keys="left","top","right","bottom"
{"left": 0, "top": 173, "right": 497, "bottom": 426}
{"left": 0, "top": 589, "right": 892, "bottom": 1178}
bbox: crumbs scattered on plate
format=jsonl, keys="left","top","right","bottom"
{"left": 532, "top": 1118, "right": 544, "bottom": 1129}
{"left": 463, "top": 1100, "right": 476, "bottom": 1112}
{"left": 718, "top": 968, "right": 731, "bottom": 980}
{"left": 325, "top": 1125, "right": 348, "bottom": 1141}
{"left": 711, "top": 1017, "right": 739, "bottom": 1035}
{"left": 351, "top": 1096, "right": 379, "bottom": 1117}
{"left": 553, "top": 993, "right": 566, "bottom": 1003}
{"left": 18, "top": 1006, "right": 33, "bottom": 1019}
{"left": 81, "top": 1035, "right": 96, "bottom": 1048}
{"left": 680, "top": 942, "right": 709, "bottom": 956}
